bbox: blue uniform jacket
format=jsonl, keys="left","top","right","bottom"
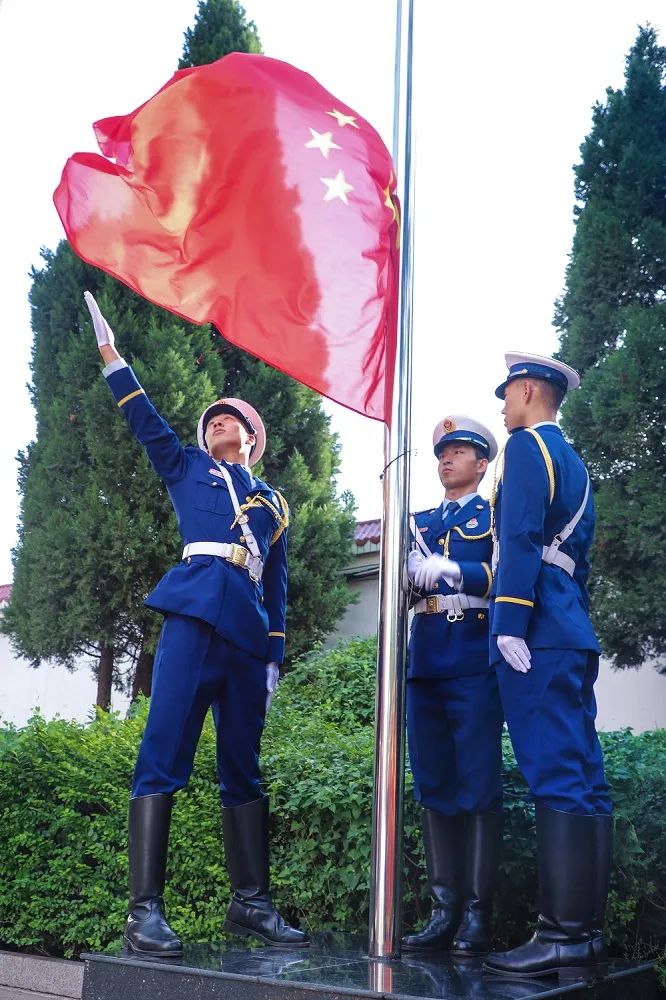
{"left": 490, "top": 424, "right": 600, "bottom": 661}
{"left": 408, "top": 497, "right": 493, "bottom": 679}
{"left": 105, "top": 365, "right": 288, "bottom": 664}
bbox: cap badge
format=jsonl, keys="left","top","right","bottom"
{"left": 442, "top": 418, "right": 456, "bottom": 432}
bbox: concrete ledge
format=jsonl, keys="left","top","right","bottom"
{"left": 0, "top": 953, "right": 83, "bottom": 998}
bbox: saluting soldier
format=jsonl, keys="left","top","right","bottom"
{"left": 84, "top": 292, "right": 308, "bottom": 956}
{"left": 402, "top": 416, "right": 504, "bottom": 957}
{"left": 484, "top": 352, "right": 612, "bottom": 982}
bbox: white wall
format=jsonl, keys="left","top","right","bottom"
{"left": 595, "top": 658, "right": 666, "bottom": 732}
{"left": 0, "top": 632, "right": 131, "bottom": 726}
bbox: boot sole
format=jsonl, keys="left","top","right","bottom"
{"left": 401, "top": 942, "right": 452, "bottom": 953}
{"left": 450, "top": 947, "right": 489, "bottom": 957}
{"left": 123, "top": 935, "right": 183, "bottom": 959}
{"left": 223, "top": 918, "right": 310, "bottom": 948}
{"left": 483, "top": 963, "right": 604, "bottom": 984}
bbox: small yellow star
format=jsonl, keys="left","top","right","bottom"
{"left": 326, "top": 109, "right": 359, "bottom": 129}
{"left": 304, "top": 128, "right": 341, "bottom": 158}
{"left": 383, "top": 173, "right": 399, "bottom": 224}
{"left": 321, "top": 170, "right": 354, "bottom": 204}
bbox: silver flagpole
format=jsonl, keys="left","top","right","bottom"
{"left": 368, "top": 0, "right": 415, "bottom": 961}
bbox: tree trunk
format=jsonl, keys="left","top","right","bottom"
{"left": 96, "top": 644, "right": 114, "bottom": 711}
{"left": 131, "top": 647, "right": 154, "bottom": 702}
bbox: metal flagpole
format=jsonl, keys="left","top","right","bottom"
{"left": 368, "top": 0, "right": 416, "bottom": 961}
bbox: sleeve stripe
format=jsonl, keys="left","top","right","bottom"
{"left": 481, "top": 562, "right": 493, "bottom": 599}
{"left": 268, "top": 631, "right": 285, "bottom": 638}
{"left": 495, "top": 596, "right": 534, "bottom": 607}
{"left": 117, "top": 388, "right": 145, "bottom": 408}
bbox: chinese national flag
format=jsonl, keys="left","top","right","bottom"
{"left": 54, "top": 54, "right": 399, "bottom": 422}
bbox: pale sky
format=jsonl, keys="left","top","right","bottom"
{"left": 1, "top": 1, "right": 665, "bottom": 584}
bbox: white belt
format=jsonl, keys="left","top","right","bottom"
{"left": 542, "top": 545, "right": 575, "bottom": 577}
{"left": 182, "top": 542, "right": 263, "bottom": 582}
{"left": 414, "top": 593, "right": 489, "bottom": 621}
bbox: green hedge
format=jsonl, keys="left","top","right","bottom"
{"left": 0, "top": 636, "right": 664, "bottom": 983}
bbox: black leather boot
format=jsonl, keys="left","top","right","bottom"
{"left": 451, "top": 811, "right": 502, "bottom": 956}
{"left": 124, "top": 793, "right": 183, "bottom": 957}
{"left": 222, "top": 796, "right": 309, "bottom": 947}
{"left": 591, "top": 814, "right": 613, "bottom": 973}
{"left": 483, "top": 804, "right": 599, "bottom": 981}
{"left": 401, "top": 810, "right": 464, "bottom": 951}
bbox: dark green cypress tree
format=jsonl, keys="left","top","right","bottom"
{"left": 179, "top": 0, "right": 261, "bottom": 68}
{"left": 4, "top": 246, "right": 224, "bottom": 707}
{"left": 555, "top": 26, "right": 666, "bottom": 669}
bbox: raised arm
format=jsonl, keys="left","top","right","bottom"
{"left": 84, "top": 292, "right": 189, "bottom": 484}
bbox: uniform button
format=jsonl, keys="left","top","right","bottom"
{"left": 433, "top": 583, "right": 439, "bottom": 590}
{"left": 211, "top": 482, "right": 217, "bottom": 486}
{"left": 438, "top": 538, "right": 445, "bottom": 546}
{"left": 478, "top": 612, "right": 485, "bottom": 620}
{"left": 240, "top": 535, "right": 246, "bottom": 543}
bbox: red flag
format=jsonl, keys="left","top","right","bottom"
{"left": 54, "top": 54, "right": 399, "bottom": 422}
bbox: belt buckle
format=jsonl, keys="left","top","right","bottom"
{"left": 426, "top": 596, "right": 439, "bottom": 614}
{"left": 228, "top": 543, "right": 249, "bottom": 568}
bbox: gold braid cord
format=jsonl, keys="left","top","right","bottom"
{"left": 489, "top": 443, "right": 507, "bottom": 546}
{"left": 443, "top": 529, "right": 451, "bottom": 558}
{"left": 270, "top": 490, "right": 290, "bottom": 545}
{"left": 231, "top": 490, "right": 289, "bottom": 546}
{"left": 452, "top": 525, "right": 492, "bottom": 541}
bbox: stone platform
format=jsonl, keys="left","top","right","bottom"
{"left": 81, "top": 935, "right": 657, "bottom": 1000}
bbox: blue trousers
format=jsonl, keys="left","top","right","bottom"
{"left": 496, "top": 648, "right": 611, "bottom": 815}
{"left": 132, "top": 613, "right": 267, "bottom": 806}
{"left": 407, "top": 673, "right": 503, "bottom": 816}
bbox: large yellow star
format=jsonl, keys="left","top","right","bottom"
{"left": 304, "top": 128, "right": 341, "bottom": 158}
{"left": 321, "top": 170, "right": 354, "bottom": 205}
{"left": 326, "top": 109, "right": 359, "bottom": 129}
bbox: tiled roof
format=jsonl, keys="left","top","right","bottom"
{"left": 353, "top": 509, "right": 438, "bottom": 549}
{"left": 354, "top": 519, "right": 381, "bottom": 546}
{"left": 0, "top": 584, "right": 11, "bottom": 605}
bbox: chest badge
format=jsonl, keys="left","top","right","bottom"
{"left": 466, "top": 517, "right": 479, "bottom": 529}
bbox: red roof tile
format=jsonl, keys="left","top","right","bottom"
{"left": 354, "top": 519, "right": 381, "bottom": 546}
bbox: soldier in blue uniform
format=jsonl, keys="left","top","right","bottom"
{"left": 84, "top": 292, "right": 308, "bottom": 956}
{"left": 402, "top": 416, "right": 504, "bottom": 957}
{"left": 484, "top": 352, "right": 612, "bottom": 982}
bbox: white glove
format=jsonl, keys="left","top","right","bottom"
{"left": 406, "top": 549, "right": 425, "bottom": 582}
{"left": 497, "top": 635, "right": 531, "bottom": 673}
{"left": 413, "top": 554, "right": 462, "bottom": 591}
{"left": 265, "top": 662, "right": 280, "bottom": 713}
{"left": 84, "top": 290, "right": 115, "bottom": 348}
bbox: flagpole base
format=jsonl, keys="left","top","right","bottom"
{"left": 80, "top": 935, "right": 655, "bottom": 1000}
